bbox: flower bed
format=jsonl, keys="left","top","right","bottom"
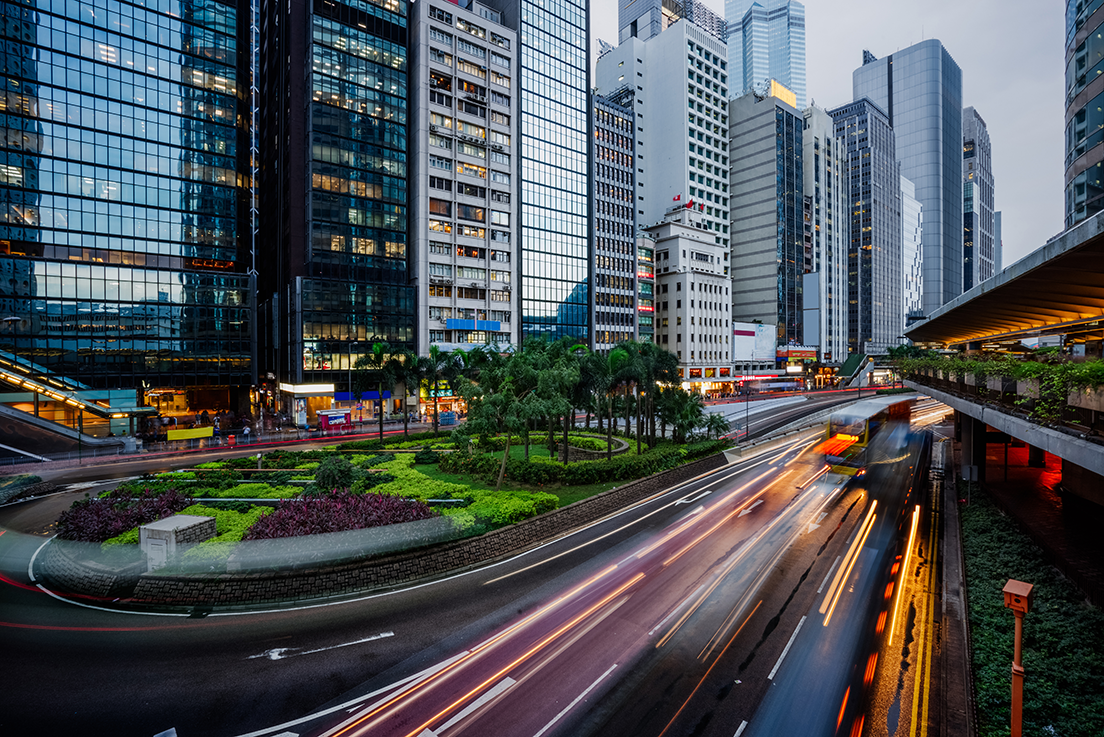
{"left": 243, "top": 493, "right": 435, "bottom": 540}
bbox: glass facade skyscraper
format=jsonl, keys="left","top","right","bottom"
{"left": 485, "top": 0, "right": 590, "bottom": 343}
{"left": 0, "top": 0, "right": 254, "bottom": 423}
{"left": 258, "top": 0, "right": 413, "bottom": 396}
{"left": 725, "top": 0, "right": 806, "bottom": 109}
{"left": 962, "top": 106, "right": 995, "bottom": 291}
{"left": 1065, "top": 0, "right": 1104, "bottom": 227}
{"left": 854, "top": 41, "right": 963, "bottom": 317}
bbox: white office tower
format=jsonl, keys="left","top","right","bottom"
{"left": 802, "top": 106, "right": 847, "bottom": 363}
{"left": 619, "top": 0, "right": 726, "bottom": 44}
{"left": 902, "top": 175, "right": 924, "bottom": 328}
{"left": 596, "top": 23, "right": 731, "bottom": 251}
{"left": 649, "top": 204, "right": 733, "bottom": 391}
{"left": 854, "top": 42, "right": 964, "bottom": 317}
{"left": 963, "top": 106, "right": 996, "bottom": 291}
{"left": 725, "top": 0, "right": 806, "bottom": 109}
{"left": 412, "top": 1, "right": 519, "bottom": 354}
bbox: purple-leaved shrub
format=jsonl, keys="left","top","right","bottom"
{"left": 242, "top": 493, "right": 436, "bottom": 540}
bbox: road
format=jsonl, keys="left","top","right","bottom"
{"left": 0, "top": 393, "right": 934, "bottom": 737}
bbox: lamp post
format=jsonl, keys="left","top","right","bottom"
{"left": 1003, "top": 579, "right": 1034, "bottom": 737}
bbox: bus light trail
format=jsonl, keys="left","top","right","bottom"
{"left": 820, "top": 501, "right": 878, "bottom": 627}
{"left": 888, "top": 505, "right": 921, "bottom": 644}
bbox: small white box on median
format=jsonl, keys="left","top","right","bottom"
{"left": 140, "top": 515, "right": 216, "bottom": 571}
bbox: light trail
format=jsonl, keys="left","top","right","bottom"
{"left": 888, "top": 505, "right": 921, "bottom": 644}
{"left": 821, "top": 501, "right": 878, "bottom": 626}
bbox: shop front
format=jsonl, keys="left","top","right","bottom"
{"left": 278, "top": 382, "right": 335, "bottom": 428}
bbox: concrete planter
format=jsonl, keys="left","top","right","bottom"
{"left": 1016, "top": 380, "right": 1039, "bottom": 400}
{"left": 1069, "top": 387, "right": 1104, "bottom": 412}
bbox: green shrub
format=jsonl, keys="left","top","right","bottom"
{"left": 565, "top": 434, "right": 608, "bottom": 452}
{"left": 336, "top": 439, "right": 383, "bottom": 451}
{"left": 177, "top": 503, "right": 273, "bottom": 566}
{"left": 314, "top": 455, "right": 357, "bottom": 491}
{"left": 349, "top": 471, "right": 397, "bottom": 494}
{"left": 195, "top": 461, "right": 227, "bottom": 469}
{"left": 207, "top": 483, "right": 299, "bottom": 499}
{"left": 155, "top": 471, "right": 196, "bottom": 481}
{"left": 295, "top": 462, "right": 320, "bottom": 470}
{"left": 102, "top": 528, "right": 140, "bottom": 548}
{"left": 413, "top": 448, "right": 441, "bottom": 464}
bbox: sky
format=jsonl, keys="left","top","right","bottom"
{"left": 590, "top": 0, "right": 1066, "bottom": 268}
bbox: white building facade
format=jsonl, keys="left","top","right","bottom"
{"left": 411, "top": 1, "right": 518, "bottom": 354}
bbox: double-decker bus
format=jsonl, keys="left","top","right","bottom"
{"left": 819, "top": 396, "right": 913, "bottom": 478}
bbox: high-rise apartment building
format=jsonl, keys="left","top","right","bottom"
{"left": 853, "top": 41, "right": 963, "bottom": 317}
{"left": 412, "top": 1, "right": 518, "bottom": 355}
{"left": 962, "top": 106, "right": 995, "bottom": 291}
{"left": 830, "top": 98, "right": 902, "bottom": 356}
{"left": 1065, "top": 0, "right": 1104, "bottom": 227}
{"left": 619, "top": 0, "right": 725, "bottom": 44}
{"left": 596, "top": 21, "right": 731, "bottom": 251}
{"left": 591, "top": 92, "right": 638, "bottom": 351}
{"left": 0, "top": 0, "right": 254, "bottom": 435}
{"left": 725, "top": 0, "right": 806, "bottom": 109}
{"left": 730, "top": 88, "right": 804, "bottom": 347}
{"left": 801, "top": 106, "right": 847, "bottom": 362}
{"left": 649, "top": 205, "right": 732, "bottom": 390}
{"left": 258, "top": 0, "right": 413, "bottom": 412}
{"left": 482, "top": 0, "right": 590, "bottom": 343}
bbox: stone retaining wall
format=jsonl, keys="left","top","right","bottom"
{"left": 58, "top": 452, "right": 730, "bottom": 608}
{"left": 43, "top": 541, "right": 145, "bottom": 599}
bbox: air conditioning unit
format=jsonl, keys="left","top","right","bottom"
{"left": 491, "top": 144, "right": 503, "bottom": 151}
{"left": 429, "top": 124, "right": 437, "bottom": 132}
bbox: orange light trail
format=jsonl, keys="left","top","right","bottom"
{"left": 821, "top": 501, "right": 878, "bottom": 626}
{"left": 888, "top": 505, "right": 921, "bottom": 644}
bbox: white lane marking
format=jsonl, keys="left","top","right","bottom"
{"left": 432, "top": 676, "right": 516, "bottom": 734}
{"left": 737, "top": 499, "right": 764, "bottom": 518}
{"left": 247, "top": 631, "right": 394, "bottom": 661}
{"left": 734, "top": 721, "right": 749, "bottom": 737}
{"left": 807, "top": 511, "right": 827, "bottom": 533}
{"left": 817, "top": 556, "right": 842, "bottom": 594}
{"left": 233, "top": 651, "right": 470, "bottom": 737}
{"left": 675, "top": 489, "right": 712, "bottom": 505}
{"left": 648, "top": 584, "right": 707, "bottom": 636}
{"left": 767, "top": 615, "right": 806, "bottom": 680}
{"left": 531, "top": 663, "right": 618, "bottom": 737}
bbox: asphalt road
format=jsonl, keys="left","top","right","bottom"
{"left": 0, "top": 392, "right": 921, "bottom": 737}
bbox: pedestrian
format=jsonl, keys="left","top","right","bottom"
{"left": 243, "top": 425, "right": 250, "bottom": 442}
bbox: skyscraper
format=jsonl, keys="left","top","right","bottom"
{"left": 854, "top": 41, "right": 963, "bottom": 317}
{"left": 258, "top": 0, "right": 413, "bottom": 414}
{"left": 902, "top": 175, "right": 924, "bottom": 326}
{"left": 962, "top": 106, "right": 995, "bottom": 291}
{"left": 725, "top": 0, "right": 806, "bottom": 109}
{"left": 1065, "top": 0, "right": 1104, "bottom": 227}
{"left": 412, "top": 1, "right": 518, "bottom": 356}
{"left": 591, "top": 92, "right": 638, "bottom": 351}
{"left": 0, "top": 0, "right": 254, "bottom": 434}
{"left": 830, "top": 98, "right": 902, "bottom": 355}
{"left": 483, "top": 0, "right": 590, "bottom": 343}
{"left": 730, "top": 88, "right": 804, "bottom": 347}
{"left": 619, "top": 0, "right": 726, "bottom": 44}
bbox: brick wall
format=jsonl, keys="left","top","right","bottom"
{"left": 47, "top": 453, "right": 729, "bottom": 607}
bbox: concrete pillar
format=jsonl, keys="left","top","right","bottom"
{"left": 954, "top": 409, "right": 963, "bottom": 442}
{"left": 973, "top": 417, "right": 987, "bottom": 483}
{"left": 960, "top": 415, "right": 986, "bottom": 483}
{"left": 1061, "top": 459, "right": 1104, "bottom": 506}
{"left": 1028, "top": 444, "right": 1046, "bottom": 468}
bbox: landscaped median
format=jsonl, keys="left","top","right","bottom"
{"left": 39, "top": 430, "right": 732, "bottom": 607}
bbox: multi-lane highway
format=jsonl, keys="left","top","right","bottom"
{"left": 0, "top": 395, "right": 945, "bottom": 737}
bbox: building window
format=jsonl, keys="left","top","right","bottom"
{"left": 458, "top": 225, "right": 486, "bottom": 238}
{"left": 429, "top": 286, "right": 452, "bottom": 298}
{"left": 429, "top": 156, "right": 453, "bottom": 171}
{"left": 459, "top": 182, "right": 487, "bottom": 197}
{"left": 457, "top": 59, "right": 486, "bottom": 79}
{"left": 491, "top": 51, "right": 510, "bottom": 69}
{"left": 458, "top": 162, "right": 487, "bottom": 179}
{"left": 490, "top": 32, "right": 510, "bottom": 50}
{"left": 430, "top": 27, "right": 453, "bottom": 46}
{"left": 491, "top": 71, "right": 510, "bottom": 88}
{"left": 457, "top": 18, "right": 486, "bottom": 39}
{"left": 490, "top": 170, "right": 509, "bottom": 185}
{"left": 429, "top": 133, "right": 452, "bottom": 150}
{"left": 490, "top": 130, "right": 510, "bottom": 146}
{"left": 431, "top": 112, "right": 453, "bottom": 129}
{"left": 490, "top": 91, "right": 510, "bottom": 106}
{"left": 428, "top": 220, "right": 452, "bottom": 233}
{"left": 430, "top": 90, "right": 452, "bottom": 107}
{"left": 490, "top": 270, "right": 510, "bottom": 282}
{"left": 457, "top": 38, "right": 486, "bottom": 59}
{"left": 490, "top": 290, "right": 510, "bottom": 302}
{"left": 490, "top": 150, "right": 510, "bottom": 165}
{"left": 457, "top": 204, "right": 486, "bottom": 222}
{"left": 430, "top": 48, "right": 453, "bottom": 66}
{"left": 458, "top": 141, "right": 486, "bottom": 158}
{"left": 490, "top": 110, "right": 510, "bottom": 126}
{"left": 429, "top": 176, "right": 452, "bottom": 192}
{"left": 490, "top": 210, "right": 509, "bottom": 227}
{"left": 429, "top": 240, "right": 451, "bottom": 255}
{"left": 428, "top": 263, "right": 452, "bottom": 277}
{"left": 429, "top": 198, "right": 452, "bottom": 217}
{"left": 429, "top": 6, "right": 453, "bottom": 24}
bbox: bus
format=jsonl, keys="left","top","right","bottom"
{"left": 819, "top": 396, "right": 913, "bottom": 478}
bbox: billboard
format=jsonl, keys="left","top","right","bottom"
{"left": 733, "top": 322, "right": 776, "bottom": 362}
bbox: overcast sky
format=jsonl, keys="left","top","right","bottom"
{"left": 590, "top": 0, "right": 1065, "bottom": 267}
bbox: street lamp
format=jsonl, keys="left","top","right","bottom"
{"left": 1003, "top": 579, "right": 1034, "bottom": 737}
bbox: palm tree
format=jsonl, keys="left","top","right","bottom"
{"left": 705, "top": 411, "right": 730, "bottom": 439}
{"left": 389, "top": 349, "right": 421, "bottom": 438}
{"left": 363, "top": 340, "right": 394, "bottom": 442}
{"left": 422, "top": 344, "right": 459, "bottom": 433}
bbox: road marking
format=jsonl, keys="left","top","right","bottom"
{"left": 428, "top": 676, "right": 516, "bottom": 734}
{"left": 733, "top": 721, "right": 748, "bottom": 737}
{"left": 247, "top": 631, "right": 393, "bottom": 661}
{"left": 675, "top": 489, "right": 712, "bottom": 505}
{"left": 530, "top": 663, "right": 618, "bottom": 737}
{"left": 817, "top": 556, "right": 842, "bottom": 594}
{"left": 767, "top": 615, "right": 806, "bottom": 680}
{"left": 807, "top": 511, "right": 827, "bottom": 533}
{"left": 648, "top": 584, "right": 707, "bottom": 636}
{"left": 737, "top": 499, "right": 764, "bottom": 517}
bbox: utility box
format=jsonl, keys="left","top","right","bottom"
{"left": 140, "top": 515, "right": 216, "bottom": 571}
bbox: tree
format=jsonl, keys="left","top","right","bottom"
{"left": 389, "top": 349, "right": 421, "bottom": 438}
{"left": 705, "top": 412, "right": 730, "bottom": 439}
{"left": 422, "top": 345, "right": 460, "bottom": 433}
{"left": 361, "top": 341, "right": 394, "bottom": 442}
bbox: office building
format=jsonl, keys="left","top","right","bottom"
{"left": 619, "top": 0, "right": 726, "bottom": 44}
{"left": 725, "top": 0, "right": 806, "bottom": 109}
{"left": 596, "top": 20, "right": 730, "bottom": 250}
{"left": 830, "top": 98, "right": 902, "bottom": 355}
{"left": 963, "top": 107, "right": 995, "bottom": 291}
{"left": 412, "top": 1, "right": 518, "bottom": 355}
{"left": 902, "top": 175, "right": 924, "bottom": 327}
{"left": 801, "top": 105, "right": 847, "bottom": 363}
{"left": 636, "top": 236, "right": 656, "bottom": 343}
{"left": 482, "top": 0, "right": 590, "bottom": 343}
{"left": 258, "top": 0, "right": 413, "bottom": 415}
{"left": 0, "top": 0, "right": 254, "bottom": 435}
{"left": 730, "top": 87, "right": 804, "bottom": 348}
{"left": 650, "top": 204, "right": 733, "bottom": 390}
{"left": 591, "top": 92, "right": 638, "bottom": 351}
{"left": 854, "top": 41, "right": 963, "bottom": 317}
{"left": 994, "top": 210, "right": 1003, "bottom": 273}
{"left": 1066, "top": 0, "right": 1104, "bottom": 227}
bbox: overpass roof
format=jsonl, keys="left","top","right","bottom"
{"left": 905, "top": 214, "right": 1104, "bottom": 347}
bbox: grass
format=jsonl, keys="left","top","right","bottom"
{"left": 414, "top": 463, "right": 619, "bottom": 508}
{"left": 960, "top": 487, "right": 1104, "bottom": 736}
